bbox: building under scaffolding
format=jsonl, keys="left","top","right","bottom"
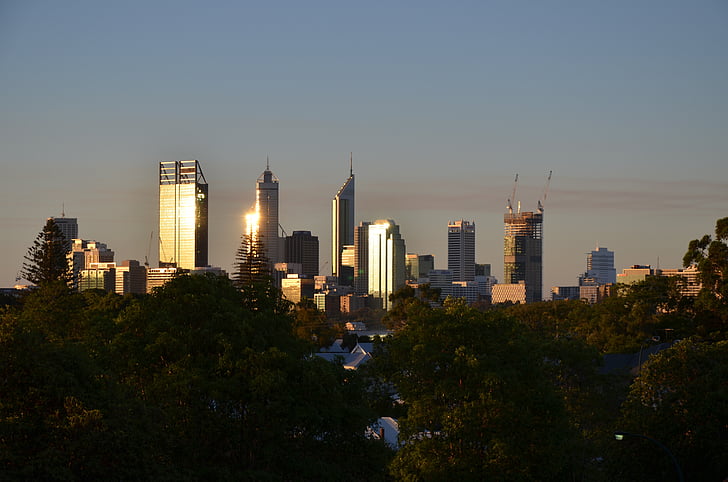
{"left": 503, "top": 210, "right": 543, "bottom": 304}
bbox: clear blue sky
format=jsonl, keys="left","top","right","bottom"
{"left": 2, "top": 0, "right": 727, "bottom": 294}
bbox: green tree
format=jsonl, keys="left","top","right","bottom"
{"left": 21, "top": 218, "right": 72, "bottom": 286}
{"left": 370, "top": 299, "right": 578, "bottom": 480}
{"left": 612, "top": 339, "right": 728, "bottom": 481}
{"left": 683, "top": 216, "right": 728, "bottom": 337}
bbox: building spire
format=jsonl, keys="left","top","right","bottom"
{"left": 61, "top": 202, "right": 65, "bottom": 218}
{"left": 266, "top": 155, "right": 270, "bottom": 170}
{"left": 350, "top": 152, "right": 353, "bottom": 176}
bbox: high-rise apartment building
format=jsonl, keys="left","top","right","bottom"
{"left": 255, "top": 160, "right": 281, "bottom": 266}
{"left": 368, "top": 219, "right": 406, "bottom": 310}
{"left": 332, "top": 159, "right": 355, "bottom": 285}
{"left": 158, "top": 160, "right": 208, "bottom": 269}
{"left": 285, "top": 230, "right": 319, "bottom": 278}
{"left": 503, "top": 210, "right": 543, "bottom": 303}
{"left": 448, "top": 219, "right": 475, "bottom": 281}
{"left": 586, "top": 246, "right": 616, "bottom": 285}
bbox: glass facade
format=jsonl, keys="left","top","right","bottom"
{"left": 159, "top": 160, "right": 208, "bottom": 269}
{"left": 332, "top": 171, "right": 355, "bottom": 284}
{"left": 448, "top": 219, "right": 475, "bottom": 281}
{"left": 368, "top": 220, "right": 406, "bottom": 310}
{"left": 256, "top": 165, "right": 280, "bottom": 266}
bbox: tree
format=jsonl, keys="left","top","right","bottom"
{"left": 613, "top": 339, "right": 728, "bottom": 481}
{"left": 21, "top": 218, "right": 72, "bottom": 285}
{"left": 683, "top": 217, "right": 728, "bottom": 336}
{"left": 369, "top": 299, "right": 578, "bottom": 480}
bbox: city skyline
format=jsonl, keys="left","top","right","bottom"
{"left": 1, "top": 2, "right": 726, "bottom": 291}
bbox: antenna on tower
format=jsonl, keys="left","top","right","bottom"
{"left": 266, "top": 156, "right": 270, "bottom": 170}
{"left": 537, "top": 170, "right": 552, "bottom": 213}
{"left": 61, "top": 202, "right": 65, "bottom": 218}
{"left": 350, "top": 152, "right": 353, "bottom": 176}
{"left": 507, "top": 174, "right": 518, "bottom": 214}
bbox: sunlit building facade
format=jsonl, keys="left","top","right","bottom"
{"left": 332, "top": 163, "right": 355, "bottom": 285}
{"left": 586, "top": 246, "right": 616, "bottom": 284}
{"left": 255, "top": 161, "right": 281, "bottom": 266}
{"left": 503, "top": 211, "right": 543, "bottom": 303}
{"left": 368, "top": 219, "right": 406, "bottom": 310}
{"left": 158, "top": 160, "right": 208, "bottom": 269}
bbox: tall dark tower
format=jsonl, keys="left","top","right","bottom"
{"left": 256, "top": 159, "right": 281, "bottom": 266}
{"left": 332, "top": 154, "right": 355, "bottom": 284}
{"left": 158, "top": 160, "right": 208, "bottom": 268}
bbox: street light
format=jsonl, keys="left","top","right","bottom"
{"left": 614, "top": 431, "right": 684, "bottom": 482}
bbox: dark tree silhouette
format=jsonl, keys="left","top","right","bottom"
{"left": 21, "top": 218, "right": 72, "bottom": 285}
{"left": 232, "top": 232, "right": 270, "bottom": 288}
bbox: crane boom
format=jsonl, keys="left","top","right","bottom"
{"left": 507, "top": 173, "right": 518, "bottom": 214}
{"left": 538, "top": 170, "right": 552, "bottom": 213}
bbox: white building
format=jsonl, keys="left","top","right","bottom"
{"left": 368, "top": 219, "right": 406, "bottom": 310}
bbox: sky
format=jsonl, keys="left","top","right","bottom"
{"left": 1, "top": 0, "right": 727, "bottom": 296}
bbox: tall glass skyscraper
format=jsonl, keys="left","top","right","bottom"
{"left": 158, "top": 160, "right": 208, "bottom": 269}
{"left": 332, "top": 159, "right": 354, "bottom": 284}
{"left": 368, "top": 219, "right": 406, "bottom": 310}
{"left": 586, "top": 246, "right": 616, "bottom": 284}
{"left": 503, "top": 210, "right": 542, "bottom": 303}
{"left": 255, "top": 160, "right": 280, "bottom": 266}
{"left": 448, "top": 219, "right": 475, "bottom": 281}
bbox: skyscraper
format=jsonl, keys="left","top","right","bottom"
{"left": 503, "top": 210, "right": 543, "bottom": 303}
{"left": 158, "top": 160, "right": 208, "bottom": 269}
{"left": 368, "top": 219, "right": 406, "bottom": 310}
{"left": 448, "top": 219, "right": 475, "bottom": 281}
{"left": 285, "top": 230, "right": 319, "bottom": 277}
{"left": 50, "top": 216, "right": 78, "bottom": 245}
{"left": 332, "top": 156, "right": 355, "bottom": 285}
{"left": 586, "top": 246, "right": 616, "bottom": 284}
{"left": 354, "top": 221, "right": 371, "bottom": 295}
{"left": 255, "top": 160, "right": 281, "bottom": 266}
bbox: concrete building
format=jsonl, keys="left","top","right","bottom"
{"left": 617, "top": 265, "right": 654, "bottom": 284}
{"left": 427, "top": 269, "right": 453, "bottom": 302}
{"left": 585, "top": 246, "right": 616, "bottom": 284}
{"left": 79, "top": 262, "right": 116, "bottom": 292}
{"left": 332, "top": 159, "right": 355, "bottom": 285}
{"left": 70, "top": 239, "right": 114, "bottom": 288}
{"left": 158, "top": 160, "right": 208, "bottom": 269}
{"left": 448, "top": 219, "right": 475, "bottom": 281}
{"left": 368, "top": 220, "right": 406, "bottom": 311}
{"left": 281, "top": 275, "right": 315, "bottom": 304}
{"left": 503, "top": 210, "right": 543, "bottom": 303}
{"left": 551, "top": 285, "right": 581, "bottom": 301}
{"left": 656, "top": 265, "right": 701, "bottom": 297}
{"left": 115, "top": 260, "right": 147, "bottom": 295}
{"left": 50, "top": 215, "right": 78, "bottom": 244}
{"left": 492, "top": 281, "right": 527, "bottom": 304}
{"left": 146, "top": 267, "right": 183, "bottom": 292}
{"left": 406, "top": 253, "right": 435, "bottom": 281}
{"left": 285, "top": 230, "right": 319, "bottom": 278}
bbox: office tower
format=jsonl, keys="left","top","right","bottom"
{"left": 448, "top": 219, "right": 475, "bottom": 281}
{"left": 70, "top": 239, "right": 114, "bottom": 288}
{"left": 332, "top": 157, "right": 355, "bottom": 285}
{"left": 254, "top": 160, "right": 281, "bottom": 266}
{"left": 158, "top": 160, "right": 208, "bottom": 269}
{"left": 368, "top": 219, "right": 406, "bottom": 310}
{"left": 586, "top": 246, "right": 616, "bottom": 284}
{"left": 475, "top": 263, "right": 491, "bottom": 277}
{"left": 50, "top": 216, "right": 78, "bottom": 245}
{"left": 354, "top": 222, "right": 371, "bottom": 295}
{"left": 503, "top": 210, "right": 543, "bottom": 303}
{"left": 115, "top": 260, "right": 147, "bottom": 295}
{"left": 406, "top": 254, "right": 435, "bottom": 281}
{"left": 79, "top": 262, "right": 116, "bottom": 292}
{"left": 285, "top": 231, "right": 319, "bottom": 278}
{"left": 427, "top": 269, "right": 453, "bottom": 302}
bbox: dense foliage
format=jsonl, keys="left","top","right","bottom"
{"left": 0, "top": 274, "right": 389, "bottom": 480}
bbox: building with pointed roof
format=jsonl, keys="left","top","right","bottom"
{"left": 332, "top": 154, "right": 355, "bottom": 285}
{"left": 255, "top": 159, "right": 281, "bottom": 266}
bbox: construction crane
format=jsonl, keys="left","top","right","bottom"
{"left": 537, "top": 170, "right": 552, "bottom": 213}
{"left": 144, "top": 231, "right": 154, "bottom": 267}
{"left": 506, "top": 173, "right": 518, "bottom": 214}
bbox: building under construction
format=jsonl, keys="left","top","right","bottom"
{"left": 502, "top": 172, "right": 550, "bottom": 303}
